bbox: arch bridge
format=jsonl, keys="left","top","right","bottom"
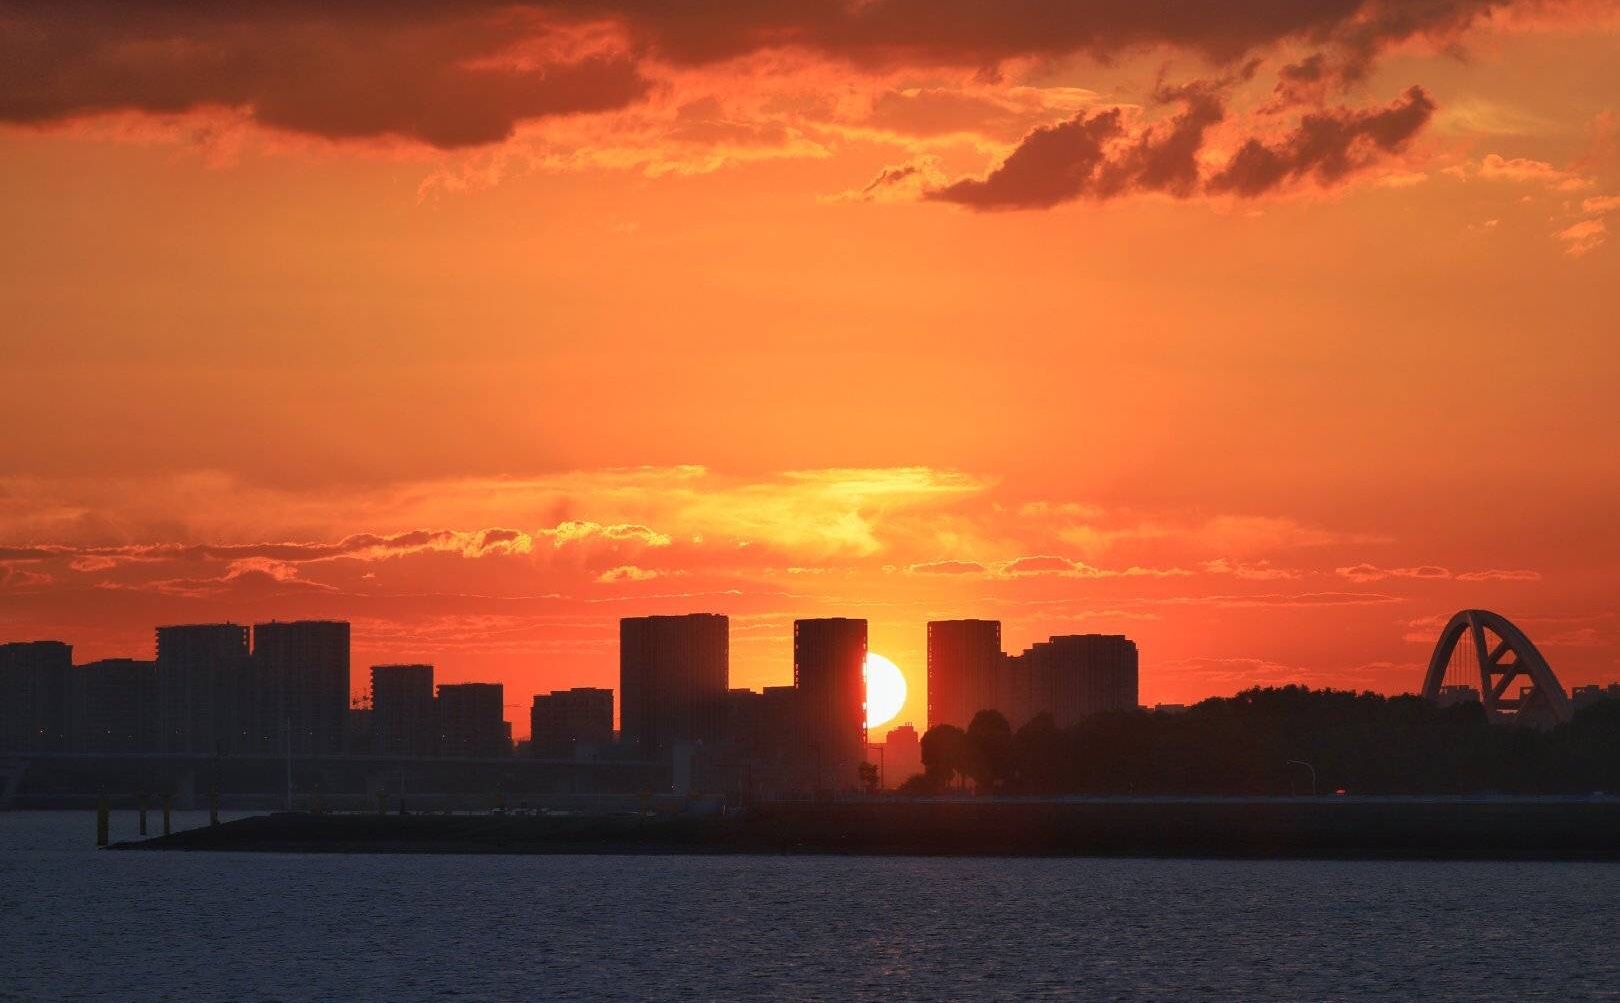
{"left": 1421, "top": 610, "right": 1572, "bottom": 726}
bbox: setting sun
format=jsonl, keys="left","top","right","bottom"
{"left": 864, "top": 652, "right": 907, "bottom": 729}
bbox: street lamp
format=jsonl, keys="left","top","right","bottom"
{"left": 1286, "top": 760, "right": 1316, "bottom": 796}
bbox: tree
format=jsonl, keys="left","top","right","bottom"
{"left": 966, "top": 709, "right": 1014, "bottom": 792}
{"left": 920, "top": 724, "right": 968, "bottom": 790}
{"left": 858, "top": 761, "right": 880, "bottom": 795}
{"left": 1012, "top": 713, "right": 1063, "bottom": 793}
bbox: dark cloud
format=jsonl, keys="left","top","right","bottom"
{"left": 926, "top": 108, "right": 1125, "bottom": 209}
{"left": 1094, "top": 82, "right": 1228, "bottom": 198}
{"left": 861, "top": 163, "right": 922, "bottom": 196}
{"left": 0, "top": 1, "right": 1522, "bottom": 148}
{"left": 0, "top": 2, "right": 648, "bottom": 147}
{"left": 1206, "top": 85, "right": 1435, "bottom": 196}
{"left": 1269, "top": 53, "right": 1334, "bottom": 108}
{"left": 607, "top": 0, "right": 1477, "bottom": 69}
{"left": 930, "top": 82, "right": 1434, "bottom": 210}
{"left": 1281, "top": 54, "right": 1331, "bottom": 84}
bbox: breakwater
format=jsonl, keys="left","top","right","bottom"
{"left": 112, "top": 797, "right": 1620, "bottom": 860}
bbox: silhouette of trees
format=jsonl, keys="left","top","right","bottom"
{"left": 902, "top": 687, "right": 1620, "bottom": 796}
{"left": 966, "top": 710, "right": 1013, "bottom": 792}
{"left": 919, "top": 723, "right": 967, "bottom": 792}
{"left": 858, "top": 761, "right": 880, "bottom": 795}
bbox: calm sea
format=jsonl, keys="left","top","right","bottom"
{"left": 4, "top": 810, "right": 1619, "bottom": 1002}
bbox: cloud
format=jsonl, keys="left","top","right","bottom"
{"left": 1205, "top": 86, "right": 1435, "bottom": 196}
{"left": 1200, "top": 558, "right": 1300, "bottom": 581}
{"left": 994, "top": 555, "right": 1191, "bottom": 579}
{"left": 1337, "top": 564, "right": 1542, "bottom": 583}
{"left": 1444, "top": 153, "right": 1610, "bottom": 258}
{"left": 1002, "top": 555, "right": 1088, "bottom": 576}
{"left": 99, "top": 566, "right": 339, "bottom": 599}
{"left": 924, "top": 79, "right": 1435, "bottom": 210}
{"left": 1336, "top": 563, "right": 1450, "bottom": 583}
{"left": 224, "top": 557, "right": 301, "bottom": 582}
{"left": 0, "top": 0, "right": 1574, "bottom": 164}
{"left": 907, "top": 559, "right": 987, "bottom": 575}
{"left": 595, "top": 565, "right": 663, "bottom": 583}
{"left": 835, "top": 158, "right": 950, "bottom": 203}
{"left": 900, "top": 555, "right": 1191, "bottom": 578}
{"left": 925, "top": 77, "right": 1233, "bottom": 209}
{"left": 1154, "top": 591, "right": 1405, "bottom": 608}
{"left": 0, "top": 526, "right": 548, "bottom": 573}
{"left": 1453, "top": 568, "right": 1542, "bottom": 582}
{"left": 1472, "top": 153, "right": 1593, "bottom": 190}
{"left": 0, "top": 563, "right": 52, "bottom": 589}
{"left": 0, "top": 5, "right": 650, "bottom": 148}
{"left": 1557, "top": 217, "right": 1608, "bottom": 256}
{"left": 543, "top": 522, "right": 670, "bottom": 548}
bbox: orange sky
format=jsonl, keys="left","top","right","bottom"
{"left": 2, "top": 1, "right": 1618, "bottom": 738}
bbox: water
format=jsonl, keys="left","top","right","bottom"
{"left": 4, "top": 811, "right": 1620, "bottom": 1002}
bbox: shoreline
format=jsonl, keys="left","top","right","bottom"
{"left": 110, "top": 799, "right": 1620, "bottom": 861}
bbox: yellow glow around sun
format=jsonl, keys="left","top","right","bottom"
{"left": 864, "top": 652, "right": 907, "bottom": 729}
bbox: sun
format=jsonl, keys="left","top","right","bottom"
{"left": 864, "top": 652, "right": 908, "bottom": 729}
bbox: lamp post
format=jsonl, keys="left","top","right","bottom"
{"left": 1286, "top": 760, "right": 1317, "bottom": 796}
{"left": 867, "top": 742, "right": 886, "bottom": 792}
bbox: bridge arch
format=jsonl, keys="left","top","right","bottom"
{"left": 1421, "top": 610, "right": 1572, "bottom": 725}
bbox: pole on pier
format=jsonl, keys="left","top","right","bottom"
{"left": 209, "top": 786, "right": 219, "bottom": 826}
{"left": 96, "top": 795, "right": 109, "bottom": 847}
{"left": 377, "top": 790, "right": 387, "bottom": 816}
{"left": 163, "top": 795, "right": 172, "bottom": 836}
{"left": 284, "top": 715, "right": 293, "bottom": 812}
{"left": 137, "top": 790, "right": 148, "bottom": 836}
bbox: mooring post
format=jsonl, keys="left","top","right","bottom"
{"left": 137, "top": 790, "right": 148, "bottom": 836}
{"left": 96, "top": 794, "right": 109, "bottom": 847}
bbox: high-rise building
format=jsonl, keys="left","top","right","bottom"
{"left": 530, "top": 687, "right": 613, "bottom": 758}
{"left": 436, "top": 682, "right": 509, "bottom": 758}
{"left": 1012, "top": 634, "right": 1138, "bottom": 727}
{"left": 725, "top": 687, "right": 765, "bottom": 753}
{"left": 759, "top": 685, "right": 802, "bottom": 759}
{"left": 880, "top": 722, "right": 923, "bottom": 788}
{"left": 155, "top": 624, "right": 254, "bottom": 755}
{"left": 1571, "top": 683, "right": 1620, "bottom": 709}
{"left": 793, "top": 618, "right": 867, "bottom": 789}
{"left": 345, "top": 700, "right": 374, "bottom": 756}
{"left": 927, "top": 619, "right": 1004, "bottom": 731}
{"left": 253, "top": 620, "right": 350, "bottom": 756}
{"left": 71, "top": 658, "right": 157, "bottom": 754}
{"left": 0, "top": 640, "right": 73, "bottom": 752}
{"left": 370, "top": 664, "right": 436, "bottom": 756}
{"left": 619, "top": 614, "right": 729, "bottom": 762}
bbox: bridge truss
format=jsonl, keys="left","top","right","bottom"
{"left": 1421, "top": 610, "right": 1572, "bottom": 726}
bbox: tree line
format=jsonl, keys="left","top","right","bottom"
{"left": 897, "top": 686, "right": 1620, "bottom": 796}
